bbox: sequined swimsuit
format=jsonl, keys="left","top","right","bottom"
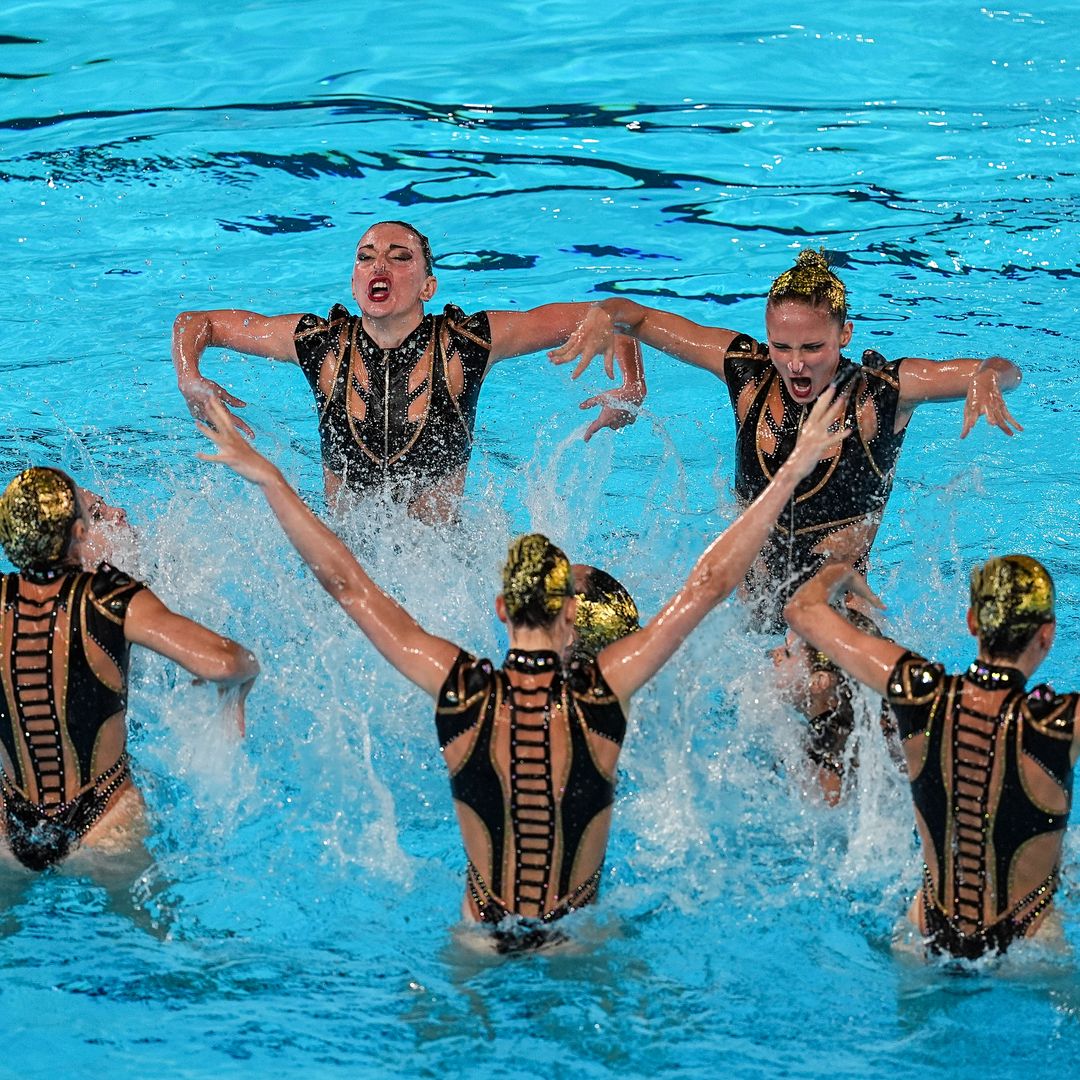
{"left": 724, "top": 335, "right": 907, "bottom": 630}
{"left": 436, "top": 648, "right": 626, "bottom": 949}
{"left": 293, "top": 304, "right": 491, "bottom": 495}
{"left": 887, "top": 652, "right": 1077, "bottom": 959}
{"left": 0, "top": 564, "right": 144, "bottom": 870}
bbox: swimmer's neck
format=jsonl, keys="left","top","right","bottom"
{"left": 507, "top": 625, "right": 572, "bottom": 657}
{"left": 973, "top": 647, "right": 1043, "bottom": 684}
{"left": 360, "top": 304, "right": 427, "bottom": 350}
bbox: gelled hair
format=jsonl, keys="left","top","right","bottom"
{"left": 767, "top": 249, "right": 847, "bottom": 324}
{"left": 366, "top": 220, "right": 435, "bottom": 275}
{"left": 0, "top": 467, "right": 80, "bottom": 571}
{"left": 572, "top": 566, "right": 640, "bottom": 660}
{"left": 502, "top": 534, "right": 572, "bottom": 628}
{"left": 970, "top": 555, "right": 1055, "bottom": 659}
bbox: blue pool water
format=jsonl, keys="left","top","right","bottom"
{"left": 2, "top": 2, "right": 1079, "bottom": 1076}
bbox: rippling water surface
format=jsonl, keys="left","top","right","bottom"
{"left": 2, "top": 2, "right": 1079, "bottom": 1077}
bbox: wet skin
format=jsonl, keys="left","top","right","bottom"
{"left": 350, "top": 222, "right": 437, "bottom": 347}
{"left": 764, "top": 300, "right": 852, "bottom": 404}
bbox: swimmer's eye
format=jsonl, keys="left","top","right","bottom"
{"left": 772, "top": 342, "right": 827, "bottom": 353}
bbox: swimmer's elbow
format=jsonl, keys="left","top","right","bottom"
{"left": 318, "top": 566, "right": 354, "bottom": 604}
{"left": 173, "top": 311, "right": 213, "bottom": 367}
{"left": 693, "top": 561, "right": 738, "bottom": 607}
{"left": 173, "top": 310, "right": 204, "bottom": 339}
{"left": 784, "top": 599, "right": 820, "bottom": 644}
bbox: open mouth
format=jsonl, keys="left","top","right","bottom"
{"left": 790, "top": 375, "right": 813, "bottom": 398}
{"left": 367, "top": 276, "right": 391, "bottom": 303}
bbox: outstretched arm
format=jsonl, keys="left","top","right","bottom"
{"left": 124, "top": 589, "right": 260, "bottom": 733}
{"left": 196, "top": 398, "right": 460, "bottom": 697}
{"left": 597, "top": 390, "right": 849, "bottom": 703}
{"left": 548, "top": 299, "right": 739, "bottom": 382}
{"left": 486, "top": 303, "right": 646, "bottom": 439}
{"left": 896, "top": 355, "right": 1022, "bottom": 437}
{"left": 783, "top": 564, "right": 906, "bottom": 695}
{"left": 172, "top": 309, "right": 305, "bottom": 438}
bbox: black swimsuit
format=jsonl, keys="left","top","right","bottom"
{"left": 887, "top": 652, "right": 1077, "bottom": 959}
{"left": 436, "top": 648, "right": 625, "bottom": 949}
{"left": 294, "top": 304, "right": 491, "bottom": 495}
{"left": 0, "top": 564, "right": 144, "bottom": 870}
{"left": 724, "top": 335, "right": 906, "bottom": 629}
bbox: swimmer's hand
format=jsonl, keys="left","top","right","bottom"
{"left": 580, "top": 385, "right": 643, "bottom": 441}
{"left": 190, "top": 675, "right": 255, "bottom": 736}
{"left": 783, "top": 388, "right": 850, "bottom": 482}
{"left": 818, "top": 563, "right": 886, "bottom": 611}
{"left": 196, "top": 397, "right": 280, "bottom": 487}
{"left": 790, "top": 562, "right": 886, "bottom": 618}
{"left": 844, "top": 568, "right": 885, "bottom": 611}
{"left": 548, "top": 305, "right": 617, "bottom": 380}
{"left": 222, "top": 677, "right": 255, "bottom": 737}
{"left": 181, "top": 375, "right": 254, "bottom": 440}
{"left": 961, "top": 359, "right": 1023, "bottom": 438}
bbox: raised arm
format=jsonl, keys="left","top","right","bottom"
{"left": 196, "top": 398, "right": 459, "bottom": 697}
{"left": 548, "top": 299, "right": 740, "bottom": 383}
{"left": 485, "top": 303, "right": 646, "bottom": 438}
{"left": 783, "top": 564, "right": 906, "bottom": 695}
{"left": 896, "top": 354, "right": 1022, "bottom": 437}
{"left": 172, "top": 309, "right": 305, "bottom": 437}
{"left": 597, "top": 389, "right": 849, "bottom": 703}
{"left": 124, "top": 589, "right": 260, "bottom": 732}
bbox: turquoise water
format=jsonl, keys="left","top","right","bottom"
{"left": 2, "top": 2, "right": 1080, "bottom": 1076}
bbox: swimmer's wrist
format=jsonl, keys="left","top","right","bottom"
{"left": 177, "top": 370, "right": 205, "bottom": 395}
{"left": 598, "top": 299, "right": 636, "bottom": 333}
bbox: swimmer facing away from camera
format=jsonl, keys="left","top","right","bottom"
{"left": 0, "top": 468, "right": 259, "bottom": 872}
{"left": 198, "top": 390, "right": 846, "bottom": 949}
{"left": 569, "top": 564, "right": 641, "bottom": 665}
{"left": 785, "top": 556, "right": 1078, "bottom": 960}
{"left": 174, "top": 219, "right": 644, "bottom": 524}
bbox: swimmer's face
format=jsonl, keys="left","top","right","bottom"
{"left": 765, "top": 300, "right": 852, "bottom": 404}
{"left": 352, "top": 222, "right": 436, "bottom": 318}
{"left": 770, "top": 636, "right": 808, "bottom": 700}
{"left": 770, "top": 636, "right": 840, "bottom": 716}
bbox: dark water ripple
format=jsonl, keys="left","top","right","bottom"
{"left": 2, "top": 138, "right": 1076, "bottom": 290}
{"left": 0, "top": 94, "right": 745, "bottom": 135}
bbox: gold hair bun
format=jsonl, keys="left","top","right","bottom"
{"left": 768, "top": 247, "right": 846, "bottom": 315}
{"left": 0, "top": 467, "right": 78, "bottom": 570}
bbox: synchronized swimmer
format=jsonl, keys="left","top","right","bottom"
{"left": 552, "top": 249, "right": 1022, "bottom": 801}
{"left": 2, "top": 231, "right": 1069, "bottom": 963}
{"left": 173, "top": 220, "right": 645, "bottom": 524}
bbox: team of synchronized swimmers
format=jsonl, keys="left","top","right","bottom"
{"left": 0, "top": 220, "right": 1074, "bottom": 961}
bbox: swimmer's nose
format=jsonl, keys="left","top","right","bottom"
{"left": 788, "top": 356, "right": 805, "bottom": 374}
